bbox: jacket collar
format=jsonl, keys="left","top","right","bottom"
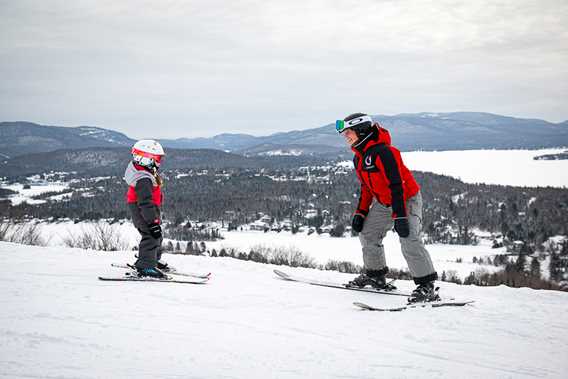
{"left": 351, "top": 126, "right": 392, "bottom": 156}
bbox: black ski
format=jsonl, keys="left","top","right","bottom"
{"left": 353, "top": 300, "right": 475, "bottom": 312}
{"left": 274, "top": 269, "right": 410, "bottom": 297}
{"left": 99, "top": 271, "right": 208, "bottom": 284}
{"left": 111, "top": 263, "right": 211, "bottom": 279}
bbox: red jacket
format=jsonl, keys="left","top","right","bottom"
{"left": 352, "top": 125, "right": 419, "bottom": 219}
{"left": 125, "top": 163, "right": 163, "bottom": 207}
{"left": 124, "top": 162, "right": 163, "bottom": 225}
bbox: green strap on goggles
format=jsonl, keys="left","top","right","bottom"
{"left": 336, "top": 115, "right": 373, "bottom": 133}
{"left": 335, "top": 120, "right": 346, "bottom": 133}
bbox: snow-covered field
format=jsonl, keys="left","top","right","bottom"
{"left": 207, "top": 229, "right": 503, "bottom": 279}
{"left": 24, "top": 220, "right": 503, "bottom": 280}
{"left": 1, "top": 242, "right": 567, "bottom": 378}
{"left": 0, "top": 182, "right": 70, "bottom": 205}
{"left": 402, "top": 148, "right": 568, "bottom": 188}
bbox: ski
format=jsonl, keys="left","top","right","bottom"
{"left": 353, "top": 300, "right": 475, "bottom": 312}
{"left": 274, "top": 269, "right": 410, "bottom": 297}
{"left": 111, "top": 263, "right": 211, "bottom": 279}
{"left": 99, "top": 271, "right": 209, "bottom": 284}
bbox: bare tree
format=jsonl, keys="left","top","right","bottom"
{"left": 0, "top": 221, "right": 45, "bottom": 246}
{"left": 63, "top": 222, "right": 127, "bottom": 251}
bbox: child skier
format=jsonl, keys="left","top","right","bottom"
{"left": 124, "top": 139, "right": 168, "bottom": 278}
{"left": 336, "top": 113, "right": 439, "bottom": 303}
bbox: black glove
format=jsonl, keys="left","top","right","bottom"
{"left": 351, "top": 213, "right": 366, "bottom": 233}
{"left": 394, "top": 217, "right": 410, "bottom": 238}
{"left": 148, "top": 222, "right": 162, "bottom": 239}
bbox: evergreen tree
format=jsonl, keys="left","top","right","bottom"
{"left": 515, "top": 253, "right": 527, "bottom": 273}
{"left": 530, "top": 257, "right": 541, "bottom": 278}
{"left": 549, "top": 252, "right": 561, "bottom": 281}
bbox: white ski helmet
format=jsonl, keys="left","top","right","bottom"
{"left": 131, "top": 139, "right": 165, "bottom": 169}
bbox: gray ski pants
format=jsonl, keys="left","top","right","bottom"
{"left": 130, "top": 204, "right": 163, "bottom": 270}
{"left": 359, "top": 191, "right": 436, "bottom": 281}
{"left": 135, "top": 227, "right": 163, "bottom": 270}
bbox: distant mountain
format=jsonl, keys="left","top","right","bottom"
{"left": 161, "top": 133, "right": 260, "bottom": 151}
{"left": 0, "top": 122, "right": 135, "bottom": 158}
{"left": 71, "top": 126, "right": 134, "bottom": 146}
{"left": 379, "top": 112, "right": 568, "bottom": 151}
{"left": 2, "top": 113, "right": 568, "bottom": 159}
{"left": 159, "top": 112, "right": 568, "bottom": 155}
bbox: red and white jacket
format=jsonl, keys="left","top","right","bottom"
{"left": 124, "top": 162, "right": 162, "bottom": 225}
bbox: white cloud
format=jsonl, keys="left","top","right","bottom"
{"left": 1, "top": 0, "right": 567, "bottom": 138}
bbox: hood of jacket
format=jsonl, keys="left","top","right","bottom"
{"left": 123, "top": 162, "right": 157, "bottom": 187}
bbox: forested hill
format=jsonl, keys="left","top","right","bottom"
{"left": 0, "top": 147, "right": 327, "bottom": 178}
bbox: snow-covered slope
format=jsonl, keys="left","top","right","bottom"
{"left": 1, "top": 242, "right": 567, "bottom": 378}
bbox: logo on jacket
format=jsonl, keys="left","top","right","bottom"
{"left": 364, "top": 155, "right": 375, "bottom": 169}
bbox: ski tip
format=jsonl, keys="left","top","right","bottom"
{"left": 353, "top": 302, "right": 374, "bottom": 310}
{"left": 273, "top": 269, "right": 290, "bottom": 279}
{"left": 353, "top": 302, "right": 407, "bottom": 312}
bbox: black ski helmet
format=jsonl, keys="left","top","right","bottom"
{"left": 342, "top": 112, "right": 374, "bottom": 140}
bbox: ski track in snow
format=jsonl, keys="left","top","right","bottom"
{"left": 1, "top": 242, "right": 568, "bottom": 378}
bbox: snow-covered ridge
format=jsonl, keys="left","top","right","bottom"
{"left": 258, "top": 149, "right": 304, "bottom": 156}
{"left": 75, "top": 126, "right": 132, "bottom": 145}
{"left": 1, "top": 241, "right": 567, "bottom": 378}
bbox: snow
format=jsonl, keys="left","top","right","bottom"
{"left": 0, "top": 182, "right": 69, "bottom": 205}
{"left": 1, "top": 241, "right": 567, "bottom": 378}
{"left": 46, "top": 192, "right": 72, "bottom": 202}
{"left": 208, "top": 230, "right": 503, "bottom": 279}
{"left": 451, "top": 192, "right": 467, "bottom": 204}
{"left": 336, "top": 160, "right": 354, "bottom": 169}
{"left": 10, "top": 220, "right": 504, "bottom": 280}
{"left": 339, "top": 148, "right": 568, "bottom": 187}
{"left": 259, "top": 149, "right": 303, "bottom": 156}
{"left": 402, "top": 148, "right": 568, "bottom": 188}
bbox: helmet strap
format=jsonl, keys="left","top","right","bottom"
{"left": 352, "top": 125, "right": 377, "bottom": 148}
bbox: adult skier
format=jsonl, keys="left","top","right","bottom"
{"left": 336, "top": 113, "right": 439, "bottom": 303}
{"left": 124, "top": 139, "right": 168, "bottom": 278}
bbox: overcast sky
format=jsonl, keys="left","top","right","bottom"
{"left": 1, "top": 0, "right": 567, "bottom": 139}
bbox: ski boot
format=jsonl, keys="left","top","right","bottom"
{"left": 136, "top": 266, "right": 167, "bottom": 279}
{"left": 346, "top": 268, "right": 396, "bottom": 290}
{"left": 157, "top": 260, "right": 170, "bottom": 272}
{"left": 408, "top": 282, "right": 440, "bottom": 303}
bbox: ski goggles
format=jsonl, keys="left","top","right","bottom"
{"left": 335, "top": 115, "right": 373, "bottom": 133}
{"left": 132, "top": 148, "right": 164, "bottom": 166}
